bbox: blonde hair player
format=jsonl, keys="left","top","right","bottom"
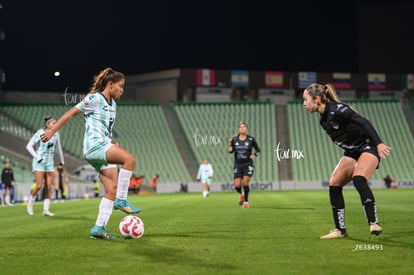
{"left": 41, "top": 68, "right": 140, "bottom": 240}
{"left": 303, "top": 83, "right": 391, "bottom": 239}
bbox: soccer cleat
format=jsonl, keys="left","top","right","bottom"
{"left": 243, "top": 202, "right": 249, "bottom": 208}
{"left": 43, "top": 210, "right": 55, "bottom": 216}
{"left": 320, "top": 228, "right": 348, "bottom": 239}
{"left": 27, "top": 204, "right": 34, "bottom": 216}
{"left": 113, "top": 198, "right": 140, "bottom": 214}
{"left": 89, "top": 225, "right": 116, "bottom": 240}
{"left": 238, "top": 195, "right": 244, "bottom": 205}
{"left": 369, "top": 223, "right": 382, "bottom": 236}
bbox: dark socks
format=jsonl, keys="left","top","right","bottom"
{"left": 329, "top": 186, "right": 346, "bottom": 233}
{"left": 243, "top": 186, "right": 250, "bottom": 202}
{"left": 235, "top": 186, "right": 242, "bottom": 194}
{"left": 353, "top": 175, "right": 379, "bottom": 224}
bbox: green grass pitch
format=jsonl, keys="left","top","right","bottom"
{"left": 0, "top": 189, "right": 413, "bottom": 275}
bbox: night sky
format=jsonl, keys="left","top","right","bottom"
{"left": 0, "top": 1, "right": 359, "bottom": 92}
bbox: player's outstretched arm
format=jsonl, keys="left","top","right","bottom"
{"left": 41, "top": 107, "right": 81, "bottom": 142}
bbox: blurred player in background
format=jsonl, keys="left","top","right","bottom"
{"left": 41, "top": 68, "right": 140, "bottom": 240}
{"left": 1, "top": 161, "right": 15, "bottom": 206}
{"left": 228, "top": 122, "right": 260, "bottom": 208}
{"left": 197, "top": 158, "right": 214, "bottom": 198}
{"left": 26, "top": 116, "right": 65, "bottom": 216}
{"left": 303, "top": 83, "right": 391, "bottom": 239}
{"left": 53, "top": 162, "right": 69, "bottom": 202}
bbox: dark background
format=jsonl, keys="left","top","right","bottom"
{"left": 0, "top": 0, "right": 413, "bottom": 92}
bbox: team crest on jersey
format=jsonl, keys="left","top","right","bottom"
{"left": 330, "top": 121, "right": 339, "bottom": 130}
{"left": 245, "top": 142, "right": 249, "bottom": 146}
{"left": 82, "top": 95, "right": 95, "bottom": 106}
{"left": 235, "top": 142, "right": 239, "bottom": 146}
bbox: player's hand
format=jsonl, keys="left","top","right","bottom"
{"left": 378, "top": 143, "right": 391, "bottom": 160}
{"left": 250, "top": 154, "right": 256, "bottom": 160}
{"left": 40, "top": 130, "right": 53, "bottom": 143}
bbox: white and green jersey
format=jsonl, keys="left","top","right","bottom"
{"left": 27, "top": 128, "right": 63, "bottom": 164}
{"left": 76, "top": 92, "right": 116, "bottom": 155}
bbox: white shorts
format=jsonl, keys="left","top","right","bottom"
{"left": 201, "top": 177, "right": 212, "bottom": 184}
{"left": 85, "top": 143, "right": 117, "bottom": 173}
{"left": 32, "top": 159, "right": 55, "bottom": 172}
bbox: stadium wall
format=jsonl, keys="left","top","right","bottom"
{"left": 150, "top": 179, "right": 414, "bottom": 194}
{"left": 11, "top": 178, "right": 414, "bottom": 202}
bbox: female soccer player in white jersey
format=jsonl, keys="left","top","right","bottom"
{"left": 26, "top": 116, "right": 65, "bottom": 216}
{"left": 41, "top": 68, "right": 140, "bottom": 240}
{"left": 197, "top": 158, "right": 214, "bottom": 198}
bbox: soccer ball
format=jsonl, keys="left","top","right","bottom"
{"left": 119, "top": 215, "right": 145, "bottom": 239}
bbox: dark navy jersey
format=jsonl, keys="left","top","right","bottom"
{"left": 1, "top": 168, "right": 14, "bottom": 185}
{"left": 320, "top": 102, "right": 382, "bottom": 151}
{"left": 229, "top": 135, "right": 261, "bottom": 165}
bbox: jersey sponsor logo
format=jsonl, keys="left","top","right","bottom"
{"left": 47, "top": 143, "right": 54, "bottom": 149}
{"left": 330, "top": 121, "right": 339, "bottom": 130}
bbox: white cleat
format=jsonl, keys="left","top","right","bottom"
{"left": 43, "top": 211, "right": 55, "bottom": 217}
{"left": 27, "top": 204, "right": 34, "bottom": 216}
{"left": 320, "top": 228, "right": 348, "bottom": 239}
{"left": 369, "top": 223, "right": 382, "bottom": 236}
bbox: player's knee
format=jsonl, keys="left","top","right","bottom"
{"left": 352, "top": 175, "right": 368, "bottom": 192}
{"left": 124, "top": 154, "right": 136, "bottom": 169}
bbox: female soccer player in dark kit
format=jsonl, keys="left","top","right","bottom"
{"left": 303, "top": 83, "right": 391, "bottom": 239}
{"left": 228, "top": 122, "right": 261, "bottom": 208}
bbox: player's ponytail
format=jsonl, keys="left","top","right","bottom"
{"left": 305, "top": 83, "right": 341, "bottom": 104}
{"left": 305, "top": 83, "right": 357, "bottom": 111}
{"left": 89, "top": 67, "right": 125, "bottom": 94}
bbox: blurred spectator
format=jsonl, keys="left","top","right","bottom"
{"left": 94, "top": 179, "right": 101, "bottom": 198}
{"left": 180, "top": 183, "right": 188, "bottom": 193}
{"left": 1, "top": 161, "right": 15, "bottom": 206}
{"left": 150, "top": 174, "right": 159, "bottom": 193}
{"left": 53, "top": 163, "right": 69, "bottom": 202}
{"left": 129, "top": 175, "right": 144, "bottom": 194}
{"left": 383, "top": 175, "right": 392, "bottom": 189}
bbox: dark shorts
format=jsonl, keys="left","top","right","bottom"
{"left": 2, "top": 182, "right": 12, "bottom": 189}
{"left": 344, "top": 144, "right": 380, "bottom": 168}
{"left": 233, "top": 163, "right": 254, "bottom": 179}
